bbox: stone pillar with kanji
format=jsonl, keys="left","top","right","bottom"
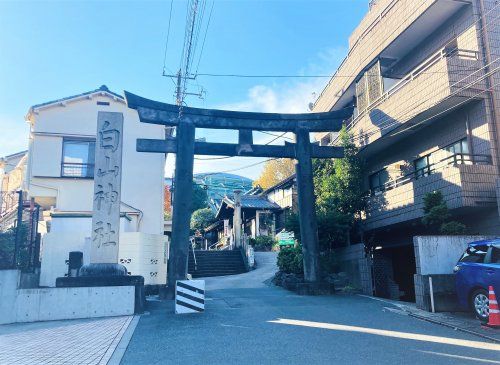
{"left": 80, "top": 111, "right": 126, "bottom": 276}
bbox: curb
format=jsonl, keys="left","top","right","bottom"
{"left": 407, "top": 312, "right": 500, "bottom": 344}
{"left": 107, "top": 315, "right": 140, "bottom": 365}
{"left": 358, "top": 294, "right": 500, "bottom": 344}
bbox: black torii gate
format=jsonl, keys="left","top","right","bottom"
{"left": 125, "top": 92, "right": 353, "bottom": 297}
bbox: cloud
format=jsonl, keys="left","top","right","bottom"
{"left": 217, "top": 48, "right": 346, "bottom": 115}
{"left": 165, "top": 47, "right": 347, "bottom": 179}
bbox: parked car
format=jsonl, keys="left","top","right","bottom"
{"left": 454, "top": 239, "right": 500, "bottom": 322}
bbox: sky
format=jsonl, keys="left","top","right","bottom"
{"left": 0, "top": 0, "right": 367, "bottom": 180}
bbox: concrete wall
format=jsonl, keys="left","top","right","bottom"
{"left": 40, "top": 231, "right": 167, "bottom": 287}
{"left": 0, "top": 270, "right": 134, "bottom": 324}
{"left": 413, "top": 235, "right": 493, "bottom": 275}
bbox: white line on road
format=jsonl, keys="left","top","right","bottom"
{"left": 269, "top": 318, "right": 500, "bottom": 351}
{"left": 418, "top": 350, "right": 500, "bottom": 364}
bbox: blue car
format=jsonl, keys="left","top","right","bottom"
{"left": 454, "top": 239, "right": 500, "bottom": 322}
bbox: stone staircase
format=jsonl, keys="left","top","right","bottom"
{"left": 188, "top": 250, "right": 247, "bottom": 278}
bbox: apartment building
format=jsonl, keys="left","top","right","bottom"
{"left": 314, "top": 0, "right": 500, "bottom": 300}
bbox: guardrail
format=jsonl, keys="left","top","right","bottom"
{"left": 60, "top": 162, "right": 95, "bottom": 178}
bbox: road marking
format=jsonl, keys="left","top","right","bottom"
{"left": 418, "top": 350, "right": 500, "bottom": 364}
{"left": 220, "top": 324, "right": 251, "bottom": 329}
{"left": 269, "top": 318, "right": 500, "bottom": 351}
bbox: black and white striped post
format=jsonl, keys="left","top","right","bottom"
{"left": 175, "top": 280, "right": 205, "bottom": 314}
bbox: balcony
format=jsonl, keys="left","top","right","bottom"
{"left": 364, "top": 153, "right": 497, "bottom": 231}
{"left": 314, "top": 0, "right": 471, "bottom": 113}
{"left": 347, "top": 47, "right": 485, "bottom": 153}
{"left": 60, "top": 162, "right": 94, "bottom": 178}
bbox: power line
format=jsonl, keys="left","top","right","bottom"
{"left": 162, "top": 0, "right": 175, "bottom": 75}
{"left": 194, "top": 130, "right": 290, "bottom": 161}
{"left": 195, "top": 0, "right": 215, "bottom": 74}
{"left": 256, "top": 131, "right": 294, "bottom": 141}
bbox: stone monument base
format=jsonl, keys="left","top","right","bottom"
{"left": 78, "top": 263, "right": 128, "bottom": 277}
{"left": 56, "top": 275, "right": 145, "bottom": 313}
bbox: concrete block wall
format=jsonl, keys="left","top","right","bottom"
{"left": 0, "top": 270, "right": 135, "bottom": 325}
{"left": 414, "top": 274, "right": 462, "bottom": 312}
{"left": 333, "top": 243, "right": 373, "bottom": 295}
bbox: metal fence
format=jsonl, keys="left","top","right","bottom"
{"left": 0, "top": 191, "right": 41, "bottom": 271}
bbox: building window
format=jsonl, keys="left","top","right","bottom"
{"left": 445, "top": 138, "right": 469, "bottom": 155}
{"left": 414, "top": 155, "right": 430, "bottom": 179}
{"left": 61, "top": 139, "right": 95, "bottom": 178}
{"left": 369, "top": 168, "right": 389, "bottom": 193}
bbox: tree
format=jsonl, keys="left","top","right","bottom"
{"left": 191, "top": 183, "right": 208, "bottom": 212}
{"left": 164, "top": 186, "right": 172, "bottom": 220}
{"left": 254, "top": 158, "right": 295, "bottom": 189}
{"left": 190, "top": 208, "right": 216, "bottom": 233}
{"left": 422, "top": 191, "right": 467, "bottom": 234}
{"left": 314, "top": 127, "right": 366, "bottom": 219}
{"left": 313, "top": 127, "right": 366, "bottom": 246}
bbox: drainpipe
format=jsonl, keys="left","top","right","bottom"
{"left": 465, "top": 111, "right": 475, "bottom": 161}
{"left": 478, "top": 0, "right": 500, "bottom": 175}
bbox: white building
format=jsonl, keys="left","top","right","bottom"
{"left": 25, "top": 85, "right": 167, "bottom": 286}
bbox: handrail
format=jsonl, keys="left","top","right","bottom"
{"left": 190, "top": 237, "right": 197, "bottom": 271}
{"left": 370, "top": 153, "right": 492, "bottom": 196}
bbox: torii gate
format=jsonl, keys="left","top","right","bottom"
{"left": 125, "top": 92, "right": 353, "bottom": 297}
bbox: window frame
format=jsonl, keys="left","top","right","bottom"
{"left": 414, "top": 155, "right": 431, "bottom": 179}
{"left": 369, "top": 168, "right": 389, "bottom": 194}
{"left": 61, "top": 138, "right": 96, "bottom": 179}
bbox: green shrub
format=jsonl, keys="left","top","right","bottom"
{"left": 320, "top": 251, "right": 339, "bottom": 274}
{"left": 440, "top": 221, "right": 467, "bottom": 235}
{"left": 252, "top": 235, "right": 277, "bottom": 251}
{"left": 277, "top": 246, "right": 303, "bottom": 274}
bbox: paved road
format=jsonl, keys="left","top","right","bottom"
{"left": 122, "top": 252, "right": 500, "bottom": 365}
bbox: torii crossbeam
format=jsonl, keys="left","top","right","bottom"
{"left": 126, "top": 91, "right": 353, "bottom": 297}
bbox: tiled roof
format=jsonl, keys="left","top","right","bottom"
{"left": 222, "top": 195, "right": 281, "bottom": 210}
{"left": 30, "top": 85, "right": 124, "bottom": 110}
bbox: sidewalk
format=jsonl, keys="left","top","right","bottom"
{"left": 361, "top": 295, "right": 500, "bottom": 343}
{"left": 0, "top": 315, "right": 135, "bottom": 365}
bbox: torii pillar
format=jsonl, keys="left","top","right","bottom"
{"left": 125, "top": 91, "right": 352, "bottom": 298}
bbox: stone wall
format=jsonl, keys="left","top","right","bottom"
{"left": 333, "top": 243, "right": 373, "bottom": 295}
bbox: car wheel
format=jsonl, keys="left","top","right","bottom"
{"left": 471, "top": 289, "right": 489, "bottom": 323}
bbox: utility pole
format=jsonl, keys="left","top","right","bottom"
{"left": 165, "top": 0, "right": 204, "bottom": 107}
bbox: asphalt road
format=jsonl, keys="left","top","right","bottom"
{"left": 121, "top": 252, "right": 500, "bottom": 365}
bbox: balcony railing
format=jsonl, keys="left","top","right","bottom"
{"left": 61, "top": 162, "right": 95, "bottom": 178}
{"left": 370, "top": 153, "right": 492, "bottom": 195}
{"left": 345, "top": 47, "right": 479, "bottom": 133}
